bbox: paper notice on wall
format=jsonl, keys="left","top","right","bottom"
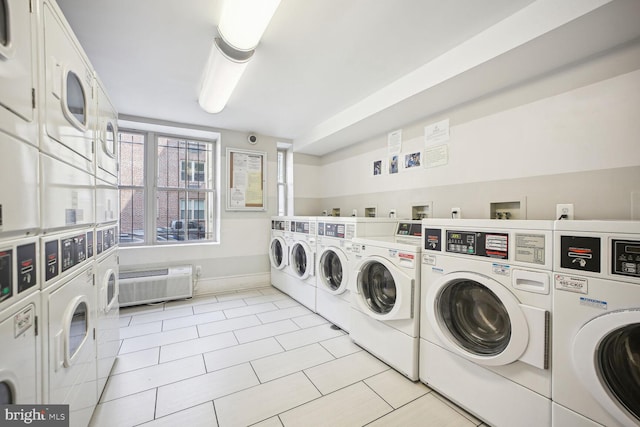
{"left": 424, "top": 119, "right": 450, "bottom": 145}
{"left": 230, "top": 188, "right": 246, "bottom": 207}
{"left": 388, "top": 129, "right": 402, "bottom": 155}
{"left": 425, "top": 144, "right": 448, "bottom": 168}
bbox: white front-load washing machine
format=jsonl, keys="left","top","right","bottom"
{"left": 94, "top": 224, "right": 119, "bottom": 397}
{"left": 39, "top": 0, "right": 96, "bottom": 174}
{"left": 420, "top": 219, "right": 553, "bottom": 427}
{"left": 269, "top": 217, "right": 289, "bottom": 292}
{"left": 350, "top": 225, "right": 422, "bottom": 380}
{"left": 41, "top": 227, "right": 98, "bottom": 427}
{"left": 0, "top": 234, "right": 41, "bottom": 406}
{"left": 0, "top": 291, "right": 42, "bottom": 406}
{"left": 0, "top": 0, "right": 39, "bottom": 146}
{"left": 316, "top": 218, "right": 403, "bottom": 332}
{"left": 552, "top": 220, "right": 640, "bottom": 427}
{"left": 285, "top": 216, "right": 317, "bottom": 311}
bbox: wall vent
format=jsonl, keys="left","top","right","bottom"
{"left": 119, "top": 265, "right": 192, "bottom": 307}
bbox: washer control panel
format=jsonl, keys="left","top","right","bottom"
{"left": 446, "top": 230, "right": 508, "bottom": 259}
{"left": 318, "top": 222, "right": 345, "bottom": 239}
{"left": 613, "top": 239, "right": 640, "bottom": 278}
{"left": 0, "top": 250, "right": 12, "bottom": 302}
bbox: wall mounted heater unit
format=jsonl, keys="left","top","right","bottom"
{"left": 119, "top": 265, "right": 193, "bottom": 307}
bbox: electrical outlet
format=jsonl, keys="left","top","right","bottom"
{"left": 556, "top": 204, "right": 574, "bottom": 220}
{"left": 195, "top": 265, "right": 202, "bottom": 278}
{"left": 389, "top": 209, "right": 396, "bottom": 218}
{"left": 451, "top": 207, "right": 462, "bottom": 219}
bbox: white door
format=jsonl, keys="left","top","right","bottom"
{"left": 354, "top": 255, "right": 413, "bottom": 320}
{"left": 41, "top": 1, "right": 95, "bottom": 173}
{"left": 290, "top": 241, "right": 314, "bottom": 280}
{"left": 318, "top": 246, "right": 349, "bottom": 294}
{"left": 47, "top": 267, "right": 97, "bottom": 419}
{"left": 0, "top": 0, "right": 37, "bottom": 145}
{"left": 573, "top": 310, "right": 640, "bottom": 426}
{"left": 95, "top": 81, "right": 118, "bottom": 184}
{"left": 269, "top": 237, "right": 287, "bottom": 270}
{"left": 0, "top": 295, "right": 40, "bottom": 404}
{"left": 425, "top": 271, "right": 530, "bottom": 366}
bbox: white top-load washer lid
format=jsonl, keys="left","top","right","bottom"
{"left": 426, "top": 271, "right": 531, "bottom": 366}
{"left": 572, "top": 310, "right": 640, "bottom": 426}
{"left": 269, "top": 236, "right": 287, "bottom": 270}
{"left": 355, "top": 255, "right": 413, "bottom": 321}
{"left": 290, "top": 240, "right": 314, "bottom": 280}
{"left": 318, "top": 246, "right": 348, "bottom": 294}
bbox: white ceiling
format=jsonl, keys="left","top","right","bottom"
{"left": 56, "top": 0, "right": 640, "bottom": 155}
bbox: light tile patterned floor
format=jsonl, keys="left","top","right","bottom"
{"left": 90, "top": 287, "right": 487, "bottom": 427}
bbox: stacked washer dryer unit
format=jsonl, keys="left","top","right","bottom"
{"left": 350, "top": 220, "right": 423, "bottom": 380}
{"left": 93, "top": 76, "right": 120, "bottom": 397}
{"left": 316, "top": 217, "right": 399, "bottom": 332}
{"left": 420, "top": 219, "right": 553, "bottom": 427}
{"left": 552, "top": 220, "right": 640, "bottom": 427}
{"left": 269, "top": 216, "right": 289, "bottom": 292}
{"left": 38, "top": 1, "right": 99, "bottom": 425}
{"left": 0, "top": 0, "right": 43, "bottom": 407}
{"left": 284, "top": 216, "right": 317, "bottom": 311}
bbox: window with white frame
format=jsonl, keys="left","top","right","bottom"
{"left": 119, "top": 127, "right": 218, "bottom": 245}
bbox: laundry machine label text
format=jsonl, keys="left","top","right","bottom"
{"left": 554, "top": 274, "right": 588, "bottom": 294}
{"left": 579, "top": 296, "right": 608, "bottom": 310}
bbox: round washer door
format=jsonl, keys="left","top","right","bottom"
{"left": 425, "top": 271, "right": 529, "bottom": 366}
{"left": 573, "top": 311, "right": 640, "bottom": 426}
{"left": 290, "top": 241, "right": 314, "bottom": 280}
{"left": 355, "top": 255, "right": 413, "bottom": 321}
{"left": 318, "top": 246, "right": 349, "bottom": 294}
{"left": 269, "top": 237, "right": 287, "bottom": 270}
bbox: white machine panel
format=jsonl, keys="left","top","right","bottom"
{"left": 0, "top": 134, "right": 39, "bottom": 237}
{"left": 41, "top": 153, "right": 95, "bottom": 231}
{"left": 95, "top": 179, "right": 118, "bottom": 225}
{"left": 40, "top": 0, "right": 95, "bottom": 173}
{"left": 0, "top": 0, "right": 38, "bottom": 147}
{"left": 95, "top": 77, "right": 118, "bottom": 185}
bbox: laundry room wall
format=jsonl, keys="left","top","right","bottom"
{"left": 292, "top": 153, "right": 323, "bottom": 215}
{"left": 119, "top": 125, "right": 289, "bottom": 294}
{"left": 312, "top": 40, "right": 640, "bottom": 221}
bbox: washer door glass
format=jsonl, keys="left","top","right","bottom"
{"left": 104, "top": 122, "right": 116, "bottom": 157}
{"left": 271, "top": 239, "right": 284, "bottom": 267}
{"left": 291, "top": 244, "right": 307, "bottom": 277}
{"left": 320, "top": 250, "right": 342, "bottom": 291}
{"left": 69, "top": 301, "right": 88, "bottom": 359}
{"left": 360, "top": 261, "right": 396, "bottom": 314}
{"left": 598, "top": 324, "right": 640, "bottom": 422}
{"left": 0, "top": 381, "right": 12, "bottom": 404}
{"left": 439, "top": 280, "right": 511, "bottom": 355}
{"left": 66, "top": 71, "right": 86, "bottom": 126}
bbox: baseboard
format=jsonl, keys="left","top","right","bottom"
{"left": 193, "top": 272, "right": 271, "bottom": 296}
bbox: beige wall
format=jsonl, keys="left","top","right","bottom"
{"left": 296, "top": 40, "right": 640, "bottom": 221}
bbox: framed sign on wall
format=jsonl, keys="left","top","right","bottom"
{"left": 226, "top": 147, "right": 266, "bottom": 211}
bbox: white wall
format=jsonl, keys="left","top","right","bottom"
{"left": 306, "top": 41, "right": 640, "bottom": 221}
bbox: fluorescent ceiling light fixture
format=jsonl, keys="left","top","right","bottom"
{"left": 218, "top": 0, "right": 281, "bottom": 50}
{"left": 198, "top": 37, "right": 254, "bottom": 114}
